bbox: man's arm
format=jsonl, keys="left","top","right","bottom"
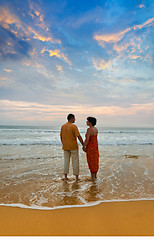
{"left": 60, "top": 127, "right": 63, "bottom": 144}
{"left": 60, "top": 135, "right": 62, "bottom": 144}
{"left": 77, "top": 134, "right": 84, "bottom": 146}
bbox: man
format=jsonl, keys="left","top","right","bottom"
{"left": 60, "top": 114, "right": 83, "bottom": 182}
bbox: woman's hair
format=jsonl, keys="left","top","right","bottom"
{"left": 87, "top": 117, "right": 97, "bottom": 126}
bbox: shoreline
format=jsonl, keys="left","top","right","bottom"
{"left": 0, "top": 200, "right": 154, "bottom": 236}
{"left": 0, "top": 197, "right": 154, "bottom": 210}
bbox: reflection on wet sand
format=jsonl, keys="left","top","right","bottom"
{"left": 85, "top": 182, "right": 100, "bottom": 202}
{"left": 61, "top": 178, "right": 104, "bottom": 205}
{"left": 61, "top": 181, "right": 82, "bottom": 206}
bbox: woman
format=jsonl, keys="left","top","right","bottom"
{"left": 83, "top": 117, "right": 99, "bottom": 181}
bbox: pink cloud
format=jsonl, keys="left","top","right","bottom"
{"left": 0, "top": 100, "right": 153, "bottom": 119}
{"left": 94, "top": 17, "right": 154, "bottom": 46}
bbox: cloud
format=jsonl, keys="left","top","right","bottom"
{"left": 29, "top": 1, "right": 49, "bottom": 31}
{"left": 113, "top": 42, "right": 131, "bottom": 54}
{"left": 0, "top": 7, "right": 32, "bottom": 60}
{"left": 0, "top": 6, "right": 60, "bottom": 46}
{"left": 0, "top": 1, "right": 153, "bottom": 127}
{"left": 93, "top": 58, "right": 111, "bottom": 71}
{"left": 94, "top": 17, "right": 154, "bottom": 46}
{"left": 138, "top": 4, "right": 145, "bottom": 8}
{"left": 94, "top": 28, "right": 131, "bottom": 46}
{"left": 26, "top": 26, "right": 58, "bottom": 43}
{"left": 0, "top": 4, "right": 62, "bottom": 62}
{"left": 0, "top": 77, "right": 7, "bottom": 81}
{"left": 132, "top": 17, "right": 154, "bottom": 30}
{"left": 0, "top": 76, "right": 13, "bottom": 87}
{"left": 27, "top": 1, "right": 61, "bottom": 43}
{"left": 0, "top": 100, "right": 153, "bottom": 124}
{"left": 67, "top": 6, "right": 103, "bottom": 28}
{"left": 94, "top": 31, "right": 151, "bottom": 71}
{"left": 0, "top": 7, "right": 29, "bottom": 41}
{"left": 56, "top": 65, "right": 63, "bottom": 72}
{"left": 41, "top": 48, "right": 72, "bottom": 66}
{"left": 0, "top": 7, "right": 21, "bottom": 30}
{"left": 129, "top": 55, "right": 141, "bottom": 60}
{"left": 113, "top": 37, "right": 142, "bottom": 57}
{"left": 0, "top": 26, "right": 33, "bottom": 61}
{"left": 3, "top": 69, "right": 12, "bottom": 72}
{"left": 113, "top": 35, "right": 152, "bottom": 65}
{"left": 23, "top": 60, "right": 55, "bottom": 80}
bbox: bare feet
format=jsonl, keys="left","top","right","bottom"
{"left": 64, "top": 174, "right": 68, "bottom": 181}
{"left": 76, "top": 175, "right": 79, "bottom": 182}
{"left": 91, "top": 173, "right": 96, "bottom": 182}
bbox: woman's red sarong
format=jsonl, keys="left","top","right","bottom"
{"left": 86, "top": 132, "right": 99, "bottom": 174}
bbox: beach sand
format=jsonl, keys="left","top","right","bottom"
{"left": 0, "top": 200, "right": 154, "bottom": 236}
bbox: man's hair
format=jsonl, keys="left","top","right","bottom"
{"left": 67, "top": 113, "right": 75, "bottom": 121}
{"left": 87, "top": 117, "right": 97, "bottom": 126}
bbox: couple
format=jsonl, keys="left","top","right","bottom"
{"left": 60, "top": 113, "right": 99, "bottom": 182}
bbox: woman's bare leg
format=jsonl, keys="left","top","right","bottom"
{"left": 91, "top": 173, "right": 95, "bottom": 181}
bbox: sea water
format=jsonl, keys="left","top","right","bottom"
{"left": 0, "top": 125, "right": 154, "bottom": 209}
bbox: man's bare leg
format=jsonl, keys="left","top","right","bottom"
{"left": 76, "top": 175, "right": 79, "bottom": 182}
{"left": 65, "top": 174, "right": 68, "bottom": 181}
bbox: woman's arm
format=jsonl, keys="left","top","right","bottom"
{"left": 83, "top": 128, "right": 91, "bottom": 151}
{"left": 84, "top": 131, "right": 90, "bottom": 146}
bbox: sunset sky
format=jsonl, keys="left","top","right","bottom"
{"left": 0, "top": 0, "right": 154, "bottom": 127}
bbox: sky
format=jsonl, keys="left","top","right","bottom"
{"left": 0, "top": 0, "right": 154, "bottom": 127}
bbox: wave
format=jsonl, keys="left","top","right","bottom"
{"left": 1, "top": 130, "right": 154, "bottom": 134}
{"left": 0, "top": 129, "right": 60, "bottom": 133}
{"left": 0, "top": 127, "right": 154, "bottom": 134}
{"left": 101, "top": 130, "right": 154, "bottom": 133}
{"left": 0, "top": 198, "right": 154, "bottom": 211}
{"left": 0, "top": 142, "right": 153, "bottom": 146}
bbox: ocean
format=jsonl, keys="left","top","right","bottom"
{"left": 0, "top": 125, "right": 154, "bottom": 209}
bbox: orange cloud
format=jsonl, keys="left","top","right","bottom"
{"left": 93, "top": 58, "right": 111, "bottom": 70}
{"left": 132, "top": 17, "right": 154, "bottom": 30}
{"left": 112, "top": 35, "right": 150, "bottom": 64}
{"left": 0, "top": 6, "right": 60, "bottom": 44}
{"left": 94, "top": 28, "right": 131, "bottom": 46}
{"left": 129, "top": 55, "right": 141, "bottom": 60}
{"left": 56, "top": 65, "right": 63, "bottom": 72}
{"left": 3, "top": 69, "right": 12, "bottom": 72}
{"left": 7, "top": 42, "right": 13, "bottom": 46}
{"left": 41, "top": 48, "right": 72, "bottom": 66}
{"left": 29, "top": 1, "right": 49, "bottom": 31}
{"left": 94, "top": 17, "right": 154, "bottom": 46}
{"left": 113, "top": 42, "right": 131, "bottom": 53}
{"left": 0, "top": 77, "right": 7, "bottom": 81}
{"left": 26, "top": 26, "right": 59, "bottom": 43}
{"left": 0, "top": 7, "right": 21, "bottom": 29}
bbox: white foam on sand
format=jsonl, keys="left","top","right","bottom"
{"left": 0, "top": 198, "right": 154, "bottom": 211}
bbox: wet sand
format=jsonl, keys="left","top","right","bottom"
{"left": 0, "top": 200, "right": 154, "bottom": 236}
